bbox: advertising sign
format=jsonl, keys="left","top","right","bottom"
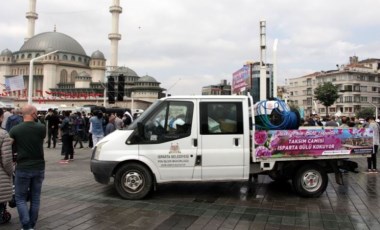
{"left": 232, "top": 66, "right": 249, "bottom": 93}
{"left": 254, "top": 128, "right": 373, "bottom": 159}
{"left": 5, "top": 75, "right": 25, "bottom": 91}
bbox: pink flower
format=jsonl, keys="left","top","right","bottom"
{"left": 256, "top": 146, "right": 272, "bottom": 158}
{"left": 255, "top": 131, "right": 268, "bottom": 145}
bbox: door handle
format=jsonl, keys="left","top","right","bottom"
{"left": 234, "top": 138, "right": 239, "bottom": 146}
{"left": 193, "top": 138, "right": 198, "bottom": 147}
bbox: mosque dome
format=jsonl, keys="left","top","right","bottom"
{"left": 19, "top": 31, "right": 87, "bottom": 55}
{"left": 1, "top": 49, "right": 12, "bottom": 56}
{"left": 91, "top": 50, "right": 105, "bottom": 59}
{"left": 112, "top": 66, "right": 139, "bottom": 77}
{"left": 138, "top": 75, "right": 158, "bottom": 83}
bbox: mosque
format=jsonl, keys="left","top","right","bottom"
{"left": 0, "top": 0, "right": 164, "bottom": 110}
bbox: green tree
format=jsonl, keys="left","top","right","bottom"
{"left": 314, "top": 82, "right": 339, "bottom": 117}
{"left": 356, "top": 107, "right": 375, "bottom": 119}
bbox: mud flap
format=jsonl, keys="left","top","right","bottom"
{"left": 335, "top": 172, "right": 343, "bottom": 185}
{"left": 339, "top": 160, "right": 359, "bottom": 173}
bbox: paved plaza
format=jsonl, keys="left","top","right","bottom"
{"left": 2, "top": 145, "right": 380, "bottom": 230}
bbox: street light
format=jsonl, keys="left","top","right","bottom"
{"left": 368, "top": 102, "right": 378, "bottom": 119}
{"left": 28, "top": 50, "right": 59, "bottom": 104}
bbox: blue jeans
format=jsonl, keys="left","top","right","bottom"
{"left": 15, "top": 169, "right": 45, "bottom": 229}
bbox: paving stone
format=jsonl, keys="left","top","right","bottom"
{"left": 2, "top": 147, "right": 380, "bottom": 230}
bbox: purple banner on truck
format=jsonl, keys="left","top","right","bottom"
{"left": 254, "top": 128, "right": 374, "bottom": 159}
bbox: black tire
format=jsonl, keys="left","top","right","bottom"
{"left": 292, "top": 164, "right": 328, "bottom": 198}
{"left": 114, "top": 163, "right": 153, "bottom": 200}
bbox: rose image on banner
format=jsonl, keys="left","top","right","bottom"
{"left": 253, "top": 128, "right": 373, "bottom": 159}
{"left": 254, "top": 131, "right": 268, "bottom": 145}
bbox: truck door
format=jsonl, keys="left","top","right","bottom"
{"left": 199, "top": 101, "right": 245, "bottom": 180}
{"left": 138, "top": 100, "right": 197, "bottom": 181}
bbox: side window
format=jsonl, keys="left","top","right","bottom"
{"left": 200, "top": 102, "right": 243, "bottom": 135}
{"left": 142, "top": 101, "right": 193, "bottom": 143}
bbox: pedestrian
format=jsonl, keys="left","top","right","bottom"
{"left": 325, "top": 115, "right": 339, "bottom": 127}
{"left": 9, "top": 105, "right": 46, "bottom": 230}
{"left": 105, "top": 114, "right": 116, "bottom": 136}
{"left": 367, "top": 116, "right": 380, "bottom": 173}
{"left": 123, "top": 111, "right": 133, "bottom": 129}
{"left": 339, "top": 116, "right": 350, "bottom": 128}
{"left": 87, "top": 113, "right": 93, "bottom": 148}
{"left": 0, "top": 108, "right": 13, "bottom": 224}
{"left": 6, "top": 107, "right": 23, "bottom": 132}
{"left": 73, "top": 112, "right": 84, "bottom": 148}
{"left": 89, "top": 110, "right": 104, "bottom": 146}
{"left": 45, "top": 110, "right": 60, "bottom": 148}
{"left": 114, "top": 112, "right": 123, "bottom": 130}
{"left": 59, "top": 111, "right": 75, "bottom": 162}
{"left": 1, "top": 108, "right": 12, "bottom": 129}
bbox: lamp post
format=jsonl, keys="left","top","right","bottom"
{"left": 368, "top": 102, "right": 378, "bottom": 119}
{"left": 28, "top": 50, "right": 59, "bottom": 104}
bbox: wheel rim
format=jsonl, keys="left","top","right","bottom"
{"left": 301, "top": 169, "right": 322, "bottom": 193}
{"left": 122, "top": 171, "right": 145, "bottom": 194}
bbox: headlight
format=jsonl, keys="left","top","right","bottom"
{"left": 93, "top": 141, "right": 108, "bottom": 160}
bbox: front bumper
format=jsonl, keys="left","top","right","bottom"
{"left": 90, "top": 159, "right": 119, "bottom": 184}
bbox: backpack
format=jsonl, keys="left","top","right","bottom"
{"left": 76, "top": 117, "right": 84, "bottom": 131}
{"left": 6, "top": 115, "right": 23, "bottom": 132}
{"left": 62, "top": 116, "right": 77, "bottom": 136}
{"left": 68, "top": 116, "right": 77, "bottom": 136}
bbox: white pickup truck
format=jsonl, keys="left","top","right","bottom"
{"left": 91, "top": 95, "right": 373, "bottom": 199}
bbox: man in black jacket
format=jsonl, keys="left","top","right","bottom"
{"left": 45, "top": 110, "right": 60, "bottom": 148}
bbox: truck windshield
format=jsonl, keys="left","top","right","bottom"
{"left": 127, "top": 100, "right": 162, "bottom": 130}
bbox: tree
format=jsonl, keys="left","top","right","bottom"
{"left": 356, "top": 107, "right": 375, "bottom": 119}
{"left": 314, "top": 82, "right": 339, "bottom": 117}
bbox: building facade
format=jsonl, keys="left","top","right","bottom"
{"left": 202, "top": 80, "right": 231, "bottom": 95}
{"left": 0, "top": 0, "right": 164, "bottom": 110}
{"left": 286, "top": 56, "right": 380, "bottom": 117}
{"left": 231, "top": 61, "right": 273, "bottom": 102}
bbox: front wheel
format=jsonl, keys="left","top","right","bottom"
{"left": 114, "top": 163, "right": 153, "bottom": 200}
{"left": 292, "top": 164, "right": 328, "bottom": 198}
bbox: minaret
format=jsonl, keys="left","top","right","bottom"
{"left": 25, "top": 0, "right": 38, "bottom": 41}
{"left": 259, "top": 20, "right": 267, "bottom": 100}
{"left": 108, "top": 0, "right": 122, "bottom": 70}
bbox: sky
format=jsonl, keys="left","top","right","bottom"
{"left": 1, "top": 0, "right": 380, "bottom": 95}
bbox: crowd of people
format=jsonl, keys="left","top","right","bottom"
{"left": 301, "top": 114, "right": 380, "bottom": 173}
{"left": 301, "top": 113, "right": 380, "bottom": 129}
{"left": 0, "top": 105, "right": 134, "bottom": 228}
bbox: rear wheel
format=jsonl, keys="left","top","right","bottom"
{"left": 292, "top": 164, "right": 328, "bottom": 198}
{"left": 114, "top": 163, "right": 153, "bottom": 200}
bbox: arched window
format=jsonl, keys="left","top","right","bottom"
{"left": 21, "top": 54, "right": 25, "bottom": 59}
{"left": 78, "top": 57, "right": 82, "bottom": 62}
{"left": 27, "top": 54, "right": 32, "bottom": 59}
{"left": 60, "top": 69, "right": 68, "bottom": 83}
{"left": 35, "top": 53, "right": 40, "bottom": 57}
{"left": 63, "top": 55, "right": 68, "bottom": 60}
{"left": 70, "top": 71, "right": 78, "bottom": 82}
{"left": 71, "top": 56, "right": 75, "bottom": 61}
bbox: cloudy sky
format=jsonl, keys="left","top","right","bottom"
{"left": 1, "top": 0, "right": 380, "bottom": 95}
